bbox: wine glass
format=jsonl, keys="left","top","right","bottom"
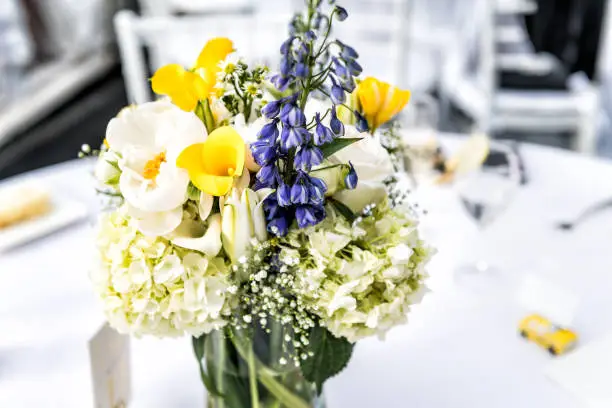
{"left": 454, "top": 140, "right": 521, "bottom": 289}
{"left": 400, "top": 94, "right": 441, "bottom": 186}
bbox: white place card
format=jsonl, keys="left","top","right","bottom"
{"left": 89, "top": 323, "right": 131, "bottom": 408}
{"left": 546, "top": 332, "right": 612, "bottom": 408}
{"left": 517, "top": 274, "right": 580, "bottom": 327}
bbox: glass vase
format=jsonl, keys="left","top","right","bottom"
{"left": 193, "top": 322, "right": 325, "bottom": 408}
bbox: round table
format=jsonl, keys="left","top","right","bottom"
{"left": 2, "top": 139, "right": 612, "bottom": 408}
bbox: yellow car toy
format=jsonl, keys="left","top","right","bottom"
{"left": 519, "top": 314, "right": 578, "bottom": 356}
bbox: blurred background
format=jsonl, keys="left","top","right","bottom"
{"left": 0, "top": 0, "right": 610, "bottom": 180}
{"left": 2, "top": 2, "right": 612, "bottom": 406}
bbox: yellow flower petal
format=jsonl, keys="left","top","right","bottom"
{"left": 358, "top": 77, "right": 386, "bottom": 119}
{"left": 357, "top": 76, "right": 410, "bottom": 130}
{"left": 190, "top": 173, "right": 235, "bottom": 196}
{"left": 375, "top": 88, "right": 411, "bottom": 127}
{"left": 200, "top": 126, "right": 245, "bottom": 178}
{"left": 177, "top": 143, "right": 205, "bottom": 171}
{"left": 176, "top": 126, "right": 246, "bottom": 197}
{"left": 151, "top": 64, "right": 185, "bottom": 95}
{"left": 151, "top": 64, "right": 211, "bottom": 111}
{"left": 195, "top": 38, "right": 234, "bottom": 71}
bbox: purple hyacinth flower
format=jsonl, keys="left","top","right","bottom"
{"left": 280, "top": 104, "right": 306, "bottom": 127}
{"left": 280, "top": 57, "right": 294, "bottom": 77}
{"left": 346, "top": 59, "right": 363, "bottom": 76}
{"left": 355, "top": 110, "right": 369, "bottom": 133}
{"left": 296, "top": 205, "right": 326, "bottom": 228}
{"left": 268, "top": 215, "right": 291, "bottom": 237}
{"left": 280, "top": 36, "right": 294, "bottom": 55}
{"left": 295, "top": 62, "right": 309, "bottom": 78}
{"left": 338, "top": 41, "right": 359, "bottom": 60}
{"left": 344, "top": 161, "right": 358, "bottom": 189}
{"left": 277, "top": 183, "right": 292, "bottom": 207}
{"left": 256, "top": 163, "right": 280, "bottom": 187}
{"left": 294, "top": 145, "right": 323, "bottom": 171}
{"left": 305, "top": 30, "right": 317, "bottom": 41}
{"left": 296, "top": 42, "right": 309, "bottom": 63}
{"left": 332, "top": 57, "right": 350, "bottom": 81}
{"left": 280, "top": 125, "right": 310, "bottom": 151}
{"left": 330, "top": 77, "right": 346, "bottom": 105}
{"left": 335, "top": 6, "right": 348, "bottom": 21}
{"left": 271, "top": 74, "right": 292, "bottom": 91}
{"left": 251, "top": 141, "right": 277, "bottom": 166}
{"left": 290, "top": 183, "right": 309, "bottom": 204}
{"left": 330, "top": 107, "right": 345, "bottom": 136}
{"left": 262, "top": 100, "right": 282, "bottom": 119}
{"left": 263, "top": 194, "right": 281, "bottom": 220}
{"left": 341, "top": 77, "right": 356, "bottom": 93}
{"left": 314, "top": 115, "right": 334, "bottom": 146}
{"left": 257, "top": 119, "right": 279, "bottom": 142}
{"left": 307, "top": 175, "right": 327, "bottom": 204}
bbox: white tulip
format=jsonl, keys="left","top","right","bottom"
{"left": 221, "top": 188, "right": 267, "bottom": 264}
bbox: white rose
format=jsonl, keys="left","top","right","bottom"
{"left": 312, "top": 126, "right": 395, "bottom": 213}
{"left": 330, "top": 126, "right": 395, "bottom": 182}
{"left": 106, "top": 100, "right": 207, "bottom": 214}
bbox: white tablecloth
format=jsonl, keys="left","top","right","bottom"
{"left": 2, "top": 139, "right": 612, "bottom": 408}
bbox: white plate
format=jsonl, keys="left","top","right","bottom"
{"left": 0, "top": 194, "right": 89, "bottom": 253}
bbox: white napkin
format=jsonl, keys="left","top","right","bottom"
{"left": 517, "top": 274, "right": 579, "bottom": 327}
{"left": 546, "top": 332, "right": 612, "bottom": 408}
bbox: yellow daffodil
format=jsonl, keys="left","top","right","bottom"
{"left": 151, "top": 38, "right": 234, "bottom": 112}
{"left": 176, "top": 126, "right": 245, "bottom": 196}
{"left": 356, "top": 76, "right": 411, "bottom": 132}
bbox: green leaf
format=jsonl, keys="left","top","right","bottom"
{"left": 187, "top": 182, "right": 200, "bottom": 201}
{"left": 191, "top": 335, "right": 224, "bottom": 397}
{"left": 196, "top": 100, "right": 216, "bottom": 134}
{"left": 301, "top": 326, "right": 354, "bottom": 394}
{"left": 320, "top": 138, "right": 362, "bottom": 159}
{"left": 329, "top": 198, "right": 356, "bottom": 223}
{"left": 105, "top": 159, "right": 120, "bottom": 171}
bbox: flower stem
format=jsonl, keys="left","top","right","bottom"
{"left": 247, "top": 345, "right": 260, "bottom": 408}
{"left": 214, "top": 333, "right": 226, "bottom": 408}
{"left": 229, "top": 330, "right": 310, "bottom": 408}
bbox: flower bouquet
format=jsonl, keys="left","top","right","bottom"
{"left": 91, "top": 1, "right": 434, "bottom": 406}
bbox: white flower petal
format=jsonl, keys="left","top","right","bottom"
{"left": 127, "top": 205, "right": 183, "bottom": 236}
{"left": 199, "top": 192, "right": 214, "bottom": 222}
{"left": 172, "top": 214, "right": 222, "bottom": 257}
{"left": 333, "top": 181, "right": 387, "bottom": 213}
{"left": 153, "top": 254, "right": 184, "bottom": 284}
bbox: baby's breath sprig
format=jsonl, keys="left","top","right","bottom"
{"left": 231, "top": 240, "right": 317, "bottom": 366}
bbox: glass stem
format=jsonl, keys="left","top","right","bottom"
{"left": 474, "top": 223, "right": 490, "bottom": 272}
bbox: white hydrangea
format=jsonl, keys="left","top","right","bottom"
{"left": 91, "top": 207, "right": 233, "bottom": 337}
{"left": 286, "top": 201, "right": 434, "bottom": 342}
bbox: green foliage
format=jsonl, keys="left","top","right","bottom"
{"left": 320, "top": 137, "right": 362, "bottom": 159}
{"left": 301, "top": 325, "right": 354, "bottom": 394}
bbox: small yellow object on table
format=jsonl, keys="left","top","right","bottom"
{"left": 0, "top": 182, "right": 52, "bottom": 229}
{"left": 519, "top": 314, "right": 578, "bottom": 356}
